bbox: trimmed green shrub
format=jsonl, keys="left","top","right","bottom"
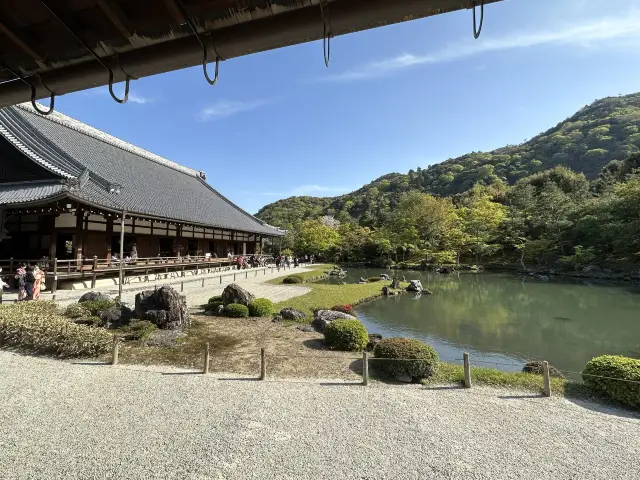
{"left": 80, "top": 299, "right": 116, "bottom": 315}
{"left": 367, "top": 277, "right": 382, "bottom": 283}
{"left": 249, "top": 298, "right": 274, "bottom": 317}
{"left": 330, "top": 304, "right": 355, "bottom": 316}
{"left": 324, "top": 319, "right": 369, "bottom": 351}
{"left": 582, "top": 355, "right": 640, "bottom": 408}
{"left": 64, "top": 303, "right": 91, "bottom": 319}
{"left": 373, "top": 338, "right": 439, "bottom": 380}
{"left": 224, "top": 303, "right": 249, "bottom": 318}
{"left": 208, "top": 295, "right": 223, "bottom": 304}
{"left": 0, "top": 301, "right": 113, "bottom": 358}
{"left": 283, "top": 275, "right": 303, "bottom": 284}
{"left": 118, "top": 320, "right": 157, "bottom": 342}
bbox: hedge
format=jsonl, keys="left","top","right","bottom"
{"left": 582, "top": 355, "right": 640, "bottom": 408}
{"left": 80, "top": 299, "right": 116, "bottom": 315}
{"left": 224, "top": 303, "right": 249, "bottom": 318}
{"left": 283, "top": 275, "right": 303, "bottom": 284}
{"left": 324, "top": 319, "right": 369, "bottom": 351}
{"left": 249, "top": 298, "right": 274, "bottom": 317}
{"left": 373, "top": 338, "right": 439, "bottom": 380}
{"left": 64, "top": 303, "right": 91, "bottom": 319}
{"left": 0, "top": 301, "right": 113, "bottom": 358}
{"left": 208, "top": 295, "right": 223, "bottom": 304}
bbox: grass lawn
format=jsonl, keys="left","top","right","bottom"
{"left": 274, "top": 281, "right": 407, "bottom": 319}
{"left": 267, "top": 264, "right": 333, "bottom": 284}
{"left": 423, "top": 362, "right": 576, "bottom": 396}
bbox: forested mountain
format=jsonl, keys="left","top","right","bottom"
{"left": 256, "top": 93, "right": 640, "bottom": 228}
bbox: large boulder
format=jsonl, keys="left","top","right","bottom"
{"left": 522, "top": 361, "right": 564, "bottom": 378}
{"left": 221, "top": 283, "right": 255, "bottom": 307}
{"left": 135, "top": 286, "right": 189, "bottom": 330}
{"left": 312, "top": 309, "right": 357, "bottom": 333}
{"left": 406, "top": 280, "right": 423, "bottom": 293}
{"left": 390, "top": 278, "right": 401, "bottom": 289}
{"left": 95, "top": 304, "right": 135, "bottom": 329}
{"left": 280, "top": 308, "right": 306, "bottom": 322}
{"left": 78, "top": 291, "right": 112, "bottom": 303}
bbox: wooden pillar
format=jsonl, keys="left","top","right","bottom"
{"left": 75, "top": 207, "right": 84, "bottom": 268}
{"left": 105, "top": 217, "right": 113, "bottom": 260}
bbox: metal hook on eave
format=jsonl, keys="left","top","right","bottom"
{"left": 472, "top": 0, "right": 484, "bottom": 39}
{"left": 40, "top": 1, "right": 134, "bottom": 105}
{"left": 202, "top": 35, "right": 220, "bottom": 85}
{"left": 319, "top": 1, "right": 332, "bottom": 67}
{"left": 31, "top": 76, "right": 56, "bottom": 115}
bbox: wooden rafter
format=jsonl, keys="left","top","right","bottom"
{"left": 96, "top": 0, "right": 134, "bottom": 39}
{"left": 0, "top": 18, "right": 43, "bottom": 62}
{"left": 162, "top": 0, "right": 188, "bottom": 25}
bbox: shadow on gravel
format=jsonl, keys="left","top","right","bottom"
{"left": 302, "top": 339, "right": 328, "bottom": 351}
{"left": 217, "top": 377, "right": 260, "bottom": 382}
{"left": 498, "top": 394, "right": 543, "bottom": 399}
{"left": 71, "top": 361, "right": 111, "bottom": 366}
{"left": 422, "top": 385, "right": 465, "bottom": 391}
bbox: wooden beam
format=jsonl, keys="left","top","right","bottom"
{"left": 162, "top": 0, "right": 188, "bottom": 25}
{"left": 96, "top": 0, "right": 134, "bottom": 39}
{"left": 0, "top": 19, "right": 43, "bottom": 62}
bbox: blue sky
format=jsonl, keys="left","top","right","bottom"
{"left": 53, "top": 0, "right": 640, "bottom": 214}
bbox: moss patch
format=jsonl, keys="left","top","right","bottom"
{"left": 268, "top": 264, "right": 332, "bottom": 284}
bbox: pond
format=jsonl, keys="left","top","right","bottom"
{"left": 322, "top": 268, "right": 640, "bottom": 374}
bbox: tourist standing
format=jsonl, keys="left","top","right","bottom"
{"left": 33, "top": 266, "right": 45, "bottom": 300}
{"left": 24, "top": 266, "right": 36, "bottom": 300}
{"left": 131, "top": 244, "right": 138, "bottom": 261}
{"left": 15, "top": 264, "right": 27, "bottom": 301}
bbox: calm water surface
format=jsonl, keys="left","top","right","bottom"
{"left": 323, "top": 268, "right": 640, "bottom": 373}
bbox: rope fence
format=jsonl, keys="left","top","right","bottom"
{"left": 108, "top": 340, "right": 639, "bottom": 401}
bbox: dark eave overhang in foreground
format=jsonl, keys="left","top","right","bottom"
{"left": 0, "top": 0, "right": 503, "bottom": 108}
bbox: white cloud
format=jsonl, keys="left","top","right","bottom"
{"left": 199, "top": 99, "right": 269, "bottom": 121}
{"left": 259, "top": 184, "right": 352, "bottom": 197}
{"left": 127, "top": 93, "right": 153, "bottom": 104}
{"left": 322, "top": 11, "right": 640, "bottom": 82}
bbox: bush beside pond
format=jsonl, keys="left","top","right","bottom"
{"left": 324, "top": 319, "right": 369, "bottom": 351}
{"left": 330, "top": 304, "right": 355, "bottom": 316}
{"left": 373, "top": 338, "right": 439, "bottom": 381}
{"left": 582, "top": 355, "right": 640, "bottom": 408}
{"left": 0, "top": 301, "right": 113, "bottom": 358}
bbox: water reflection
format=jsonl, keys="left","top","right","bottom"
{"left": 324, "top": 269, "right": 640, "bottom": 372}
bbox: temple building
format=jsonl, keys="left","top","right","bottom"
{"left": 0, "top": 103, "right": 283, "bottom": 263}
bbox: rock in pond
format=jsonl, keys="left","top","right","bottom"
{"left": 583, "top": 265, "right": 602, "bottom": 274}
{"left": 522, "top": 361, "right": 564, "bottom": 378}
{"left": 312, "top": 309, "right": 357, "bottom": 333}
{"left": 221, "top": 283, "right": 255, "bottom": 307}
{"left": 406, "top": 280, "right": 423, "bottom": 293}
{"left": 78, "top": 291, "right": 112, "bottom": 303}
{"left": 280, "top": 308, "right": 306, "bottom": 322}
{"left": 135, "top": 286, "right": 189, "bottom": 330}
{"left": 390, "top": 278, "right": 401, "bottom": 289}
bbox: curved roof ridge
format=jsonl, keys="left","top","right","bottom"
{"left": 16, "top": 102, "right": 201, "bottom": 178}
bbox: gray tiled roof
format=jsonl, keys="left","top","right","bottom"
{"left": 0, "top": 105, "right": 282, "bottom": 236}
{"left": 0, "top": 180, "right": 66, "bottom": 204}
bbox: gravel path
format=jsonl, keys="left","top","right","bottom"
{"left": 1, "top": 351, "right": 638, "bottom": 479}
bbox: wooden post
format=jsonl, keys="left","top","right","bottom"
{"left": 543, "top": 361, "right": 551, "bottom": 397}
{"left": 91, "top": 255, "right": 98, "bottom": 288}
{"left": 180, "top": 281, "right": 184, "bottom": 292}
{"left": 201, "top": 277, "right": 205, "bottom": 288}
{"left": 219, "top": 275, "right": 222, "bottom": 284}
{"left": 111, "top": 336, "right": 119, "bottom": 366}
{"left": 245, "top": 271, "right": 248, "bottom": 279}
{"left": 260, "top": 348, "right": 266, "bottom": 380}
{"left": 362, "top": 351, "right": 369, "bottom": 386}
{"left": 8, "top": 257, "right": 13, "bottom": 274}
{"left": 463, "top": 352, "right": 472, "bottom": 388}
{"left": 203, "top": 342, "right": 210, "bottom": 374}
{"left": 181, "top": 265, "right": 185, "bottom": 277}
{"left": 234, "top": 273, "right": 236, "bottom": 281}
{"left": 118, "top": 210, "right": 126, "bottom": 300}
{"left": 52, "top": 258, "right": 58, "bottom": 300}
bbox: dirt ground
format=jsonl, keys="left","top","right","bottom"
{"left": 117, "top": 314, "right": 364, "bottom": 381}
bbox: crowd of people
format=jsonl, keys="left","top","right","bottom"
{"left": 0, "top": 263, "right": 46, "bottom": 301}
{"left": 274, "top": 253, "right": 314, "bottom": 272}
